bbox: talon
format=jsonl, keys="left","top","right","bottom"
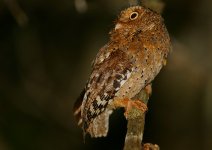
{"left": 124, "top": 100, "right": 147, "bottom": 118}
{"left": 132, "top": 100, "right": 148, "bottom": 112}
{"left": 112, "top": 98, "right": 148, "bottom": 118}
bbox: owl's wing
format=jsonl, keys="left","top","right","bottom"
{"left": 73, "top": 88, "right": 85, "bottom": 126}
{"left": 81, "top": 48, "right": 134, "bottom": 137}
{"left": 73, "top": 44, "right": 112, "bottom": 126}
{"left": 91, "top": 43, "right": 112, "bottom": 67}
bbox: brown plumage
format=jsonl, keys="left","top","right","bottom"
{"left": 73, "top": 5, "right": 171, "bottom": 137}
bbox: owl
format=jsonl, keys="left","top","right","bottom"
{"left": 74, "top": 5, "right": 171, "bottom": 138}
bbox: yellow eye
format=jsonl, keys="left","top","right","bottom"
{"left": 130, "top": 12, "right": 138, "bottom": 20}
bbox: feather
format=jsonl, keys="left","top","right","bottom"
{"left": 73, "top": 89, "right": 85, "bottom": 126}
{"left": 81, "top": 49, "right": 134, "bottom": 136}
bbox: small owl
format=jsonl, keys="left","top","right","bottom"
{"left": 74, "top": 5, "right": 171, "bottom": 137}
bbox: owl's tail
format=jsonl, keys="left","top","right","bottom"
{"left": 73, "top": 89, "right": 85, "bottom": 126}
{"left": 73, "top": 89, "right": 113, "bottom": 138}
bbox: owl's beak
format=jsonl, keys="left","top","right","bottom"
{"left": 115, "top": 23, "right": 123, "bottom": 30}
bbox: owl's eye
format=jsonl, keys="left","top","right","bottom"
{"left": 130, "top": 12, "right": 138, "bottom": 20}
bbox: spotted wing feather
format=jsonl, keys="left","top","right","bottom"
{"left": 81, "top": 47, "right": 133, "bottom": 136}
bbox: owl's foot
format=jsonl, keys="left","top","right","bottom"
{"left": 124, "top": 99, "right": 148, "bottom": 118}
{"left": 143, "top": 143, "right": 160, "bottom": 150}
{"left": 112, "top": 98, "right": 147, "bottom": 118}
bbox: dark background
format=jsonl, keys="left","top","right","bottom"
{"left": 1, "top": 0, "right": 212, "bottom": 149}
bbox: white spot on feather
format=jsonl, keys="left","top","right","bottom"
{"left": 115, "top": 23, "right": 123, "bottom": 30}
{"left": 96, "top": 95, "right": 107, "bottom": 106}
{"left": 105, "top": 52, "right": 110, "bottom": 59}
{"left": 90, "top": 105, "right": 95, "bottom": 115}
{"left": 95, "top": 73, "right": 99, "bottom": 77}
{"left": 96, "top": 96, "right": 101, "bottom": 102}
{"left": 115, "top": 87, "right": 120, "bottom": 91}
{"left": 120, "top": 80, "right": 126, "bottom": 86}
{"left": 83, "top": 93, "right": 87, "bottom": 100}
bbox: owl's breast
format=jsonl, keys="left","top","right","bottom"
{"left": 114, "top": 45, "right": 164, "bottom": 100}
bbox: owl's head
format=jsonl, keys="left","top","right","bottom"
{"left": 114, "top": 6, "right": 162, "bottom": 32}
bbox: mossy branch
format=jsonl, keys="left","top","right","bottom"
{"left": 123, "top": 85, "right": 160, "bottom": 150}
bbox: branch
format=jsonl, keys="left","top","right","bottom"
{"left": 124, "top": 85, "right": 156, "bottom": 150}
